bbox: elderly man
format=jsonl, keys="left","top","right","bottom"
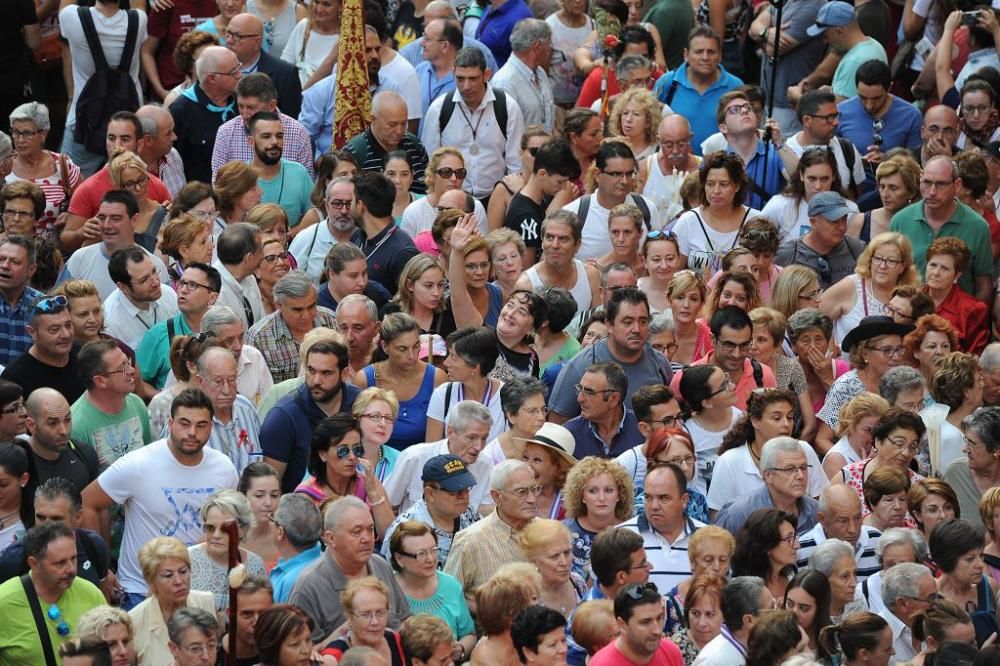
{"left": 638, "top": 115, "right": 701, "bottom": 220}
{"left": 564, "top": 362, "right": 644, "bottom": 459}
{"left": 590, "top": 55, "right": 656, "bottom": 114}
{"left": 444, "top": 459, "right": 536, "bottom": 596}
{"left": 336, "top": 294, "right": 380, "bottom": 373}
{"left": 214, "top": 223, "right": 264, "bottom": 330}
{"left": 248, "top": 111, "right": 312, "bottom": 227}
{"left": 774, "top": 191, "right": 866, "bottom": 286}
{"left": 195, "top": 305, "right": 273, "bottom": 406}
{"left": 796, "top": 484, "right": 882, "bottom": 581}
{"left": 344, "top": 91, "right": 428, "bottom": 190}
{"left": 289, "top": 496, "right": 411, "bottom": 641}
{"left": 0, "top": 234, "right": 43, "bottom": 366}
{"left": 270, "top": 493, "right": 323, "bottom": 602}
{"left": 491, "top": 19, "right": 554, "bottom": 132}
{"left": 714, "top": 436, "right": 821, "bottom": 534}
{"left": 23, "top": 388, "right": 99, "bottom": 496}
{"left": 857, "top": 527, "right": 927, "bottom": 613}
{"left": 412, "top": 19, "right": 463, "bottom": 118}
{"left": 891, "top": 155, "right": 993, "bottom": 302}
{"left": 247, "top": 270, "right": 337, "bottom": 383}
{"left": 883, "top": 562, "right": 938, "bottom": 664}
{"left": 224, "top": 13, "right": 301, "bottom": 117}
{"left": 169, "top": 46, "right": 242, "bottom": 183}
{"left": 918, "top": 105, "right": 960, "bottom": 165}
{"left": 619, "top": 462, "right": 704, "bottom": 592}
{"left": 692, "top": 576, "right": 775, "bottom": 665}
{"left": 262, "top": 337, "right": 359, "bottom": 493}
{"left": 102, "top": 246, "right": 179, "bottom": 350}
{"left": 193, "top": 346, "right": 261, "bottom": 473}
{"left": 981, "top": 344, "right": 1000, "bottom": 407}
{"left": 288, "top": 177, "right": 355, "bottom": 281}
{"left": 136, "top": 105, "right": 187, "bottom": 198}
{"left": 212, "top": 73, "right": 314, "bottom": 180}
{"left": 385, "top": 401, "right": 496, "bottom": 513}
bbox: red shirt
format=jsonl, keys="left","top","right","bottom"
{"left": 577, "top": 65, "right": 664, "bottom": 109}
{"left": 932, "top": 284, "right": 989, "bottom": 355}
{"left": 67, "top": 167, "right": 171, "bottom": 219}
{"left": 590, "top": 638, "right": 684, "bottom": 666}
{"left": 146, "top": 0, "right": 218, "bottom": 90}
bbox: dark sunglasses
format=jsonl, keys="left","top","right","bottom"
{"left": 334, "top": 443, "right": 366, "bottom": 460}
{"left": 623, "top": 582, "right": 659, "bottom": 600}
{"left": 435, "top": 167, "right": 467, "bottom": 180}
{"left": 32, "top": 294, "right": 67, "bottom": 316}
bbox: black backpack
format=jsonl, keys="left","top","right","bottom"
{"left": 439, "top": 89, "right": 508, "bottom": 140}
{"left": 73, "top": 7, "right": 140, "bottom": 155}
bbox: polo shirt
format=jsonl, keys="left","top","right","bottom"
{"left": 618, "top": 512, "right": 704, "bottom": 594}
{"left": 270, "top": 542, "right": 322, "bottom": 603}
{"left": 653, "top": 63, "right": 743, "bottom": 154}
{"left": 169, "top": 83, "right": 237, "bottom": 184}
{"left": 258, "top": 159, "right": 313, "bottom": 227}
{"left": 714, "top": 485, "right": 820, "bottom": 535}
{"left": 706, "top": 443, "right": 828, "bottom": 511}
{"left": 889, "top": 200, "right": 992, "bottom": 296}
{"left": 382, "top": 438, "right": 495, "bottom": 513}
{"left": 728, "top": 139, "right": 785, "bottom": 210}
{"left": 669, "top": 356, "right": 775, "bottom": 412}
{"left": 691, "top": 626, "right": 746, "bottom": 666}
{"left": 260, "top": 381, "right": 361, "bottom": 493}
{"left": 344, "top": 128, "right": 428, "bottom": 194}
{"left": 102, "top": 286, "right": 179, "bottom": 350}
{"left": 137, "top": 313, "right": 193, "bottom": 388}
{"left": 563, "top": 409, "right": 645, "bottom": 459}
{"left": 796, "top": 522, "right": 882, "bottom": 582}
{"left": 349, "top": 223, "right": 419, "bottom": 297}
{"left": 474, "top": 0, "right": 532, "bottom": 66}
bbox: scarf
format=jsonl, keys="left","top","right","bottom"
{"left": 181, "top": 85, "right": 236, "bottom": 123}
{"left": 959, "top": 109, "right": 1000, "bottom": 147}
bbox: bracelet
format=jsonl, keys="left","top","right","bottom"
{"left": 369, "top": 495, "right": 387, "bottom": 507}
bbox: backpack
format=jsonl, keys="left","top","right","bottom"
{"left": 971, "top": 575, "right": 1000, "bottom": 646}
{"left": 577, "top": 193, "right": 653, "bottom": 231}
{"left": 73, "top": 7, "right": 141, "bottom": 155}
{"left": 440, "top": 89, "right": 508, "bottom": 140}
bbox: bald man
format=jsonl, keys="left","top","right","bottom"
{"left": 920, "top": 104, "right": 960, "bottom": 165}
{"left": 398, "top": 0, "right": 498, "bottom": 71}
{"left": 24, "top": 388, "right": 99, "bottom": 496}
{"left": 795, "top": 483, "right": 882, "bottom": 581}
{"left": 343, "top": 91, "right": 428, "bottom": 193}
{"left": 136, "top": 105, "right": 186, "bottom": 198}
{"left": 639, "top": 114, "right": 700, "bottom": 216}
{"left": 224, "top": 13, "right": 302, "bottom": 118}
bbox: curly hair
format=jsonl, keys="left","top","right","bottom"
{"left": 731, "top": 508, "right": 798, "bottom": 581}
{"left": 562, "top": 457, "right": 634, "bottom": 521}
{"left": 704, "top": 271, "right": 761, "bottom": 320}
{"left": 929, "top": 352, "right": 981, "bottom": 410}
{"left": 608, "top": 88, "right": 660, "bottom": 147}
{"left": 698, "top": 151, "right": 748, "bottom": 209}
{"left": 855, "top": 232, "right": 920, "bottom": 286}
{"left": 836, "top": 393, "right": 890, "bottom": 438}
{"left": 903, "top": 314, "right": 959, "bottom": 368}
{"left": 926, "top": 236, "right": 971, "bottom": 277}
{"left": 173, "top": 29, "right": 219, "bottom": 80}
{"left": 719, "top": 388, "right": 797, "bottom": 455}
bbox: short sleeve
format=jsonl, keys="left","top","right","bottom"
{"left": 260, "top": 407, "right": 295, "bottom": 463}
{"left": 427, "top": 383, "right": 448, "bottom": 422}
{"left": 671, "top": 211, "right": 696, "bottom": 257}
{"left": 97, "top": 450, "right": 138, "bottom": 504}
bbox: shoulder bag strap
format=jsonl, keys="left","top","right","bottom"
{"left": 300, "top": 22, "right": 311, "bottom": 60}
{"left": 731, "top": 207, "right": 752, "bottom": 249}
{"left": 577, "top": 195, "right": 591, "bottom": 226}
{"left": 442, "top": 382, "right": 454, "bottom": 421}
{"left": 628, "top": 193, "right": 652, "bottom": 230}
{"left": 57, "top": 153, "right": 72, "bottom": 201}
{"left": 663, "top": 77, "right": 680, "bottom": 107}
{"left": 691, "top": 210, "right": 715, "bottom": 252}
{"left": 861, "top": 278, "right": 870, "bottom": 317}
{"left": 20, "top": 575, "right": 58, "bottom": 666}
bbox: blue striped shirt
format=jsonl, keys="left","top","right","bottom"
{"left": 618, "top": 513, "right": 705, "bottom": 594}
{"left": 0, "top": 286, "right": 42, "bottom": 366}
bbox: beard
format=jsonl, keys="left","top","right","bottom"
{"left": 255, "top": 144, "right": 282, "bottom": 166}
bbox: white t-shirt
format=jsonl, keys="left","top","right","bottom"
{"left": 426, "top": 382, "right": 508, "bottom": 442}
{"left": 785, "top": 134, "right": 866, "bottom": 193}
{"left": 280, "top": 19, "right": 340, "bottom": 87}
{"left": 383, "top": 439, "right": 495, "bottom": 513}
{"left": 562, "top": 193, "right": 661, "bottom": 260}
{"left": 377, "top": 53, "right": 422, "bottom": 121}
{"left": 673, "top": 206, "right": 760, "bottom": 275}
{"left": 706, "top": 442, "right": 829, "bottom": 511}
{"left": 399, "top": 196, "right": 488, "bottom": 237}
{"left": 684, "top": 407, "right": 742, "bottom": 497}
{"left": 61, "top": 243, "right": 170, "bottom": 301}
{"left": 692, "top": 632, "right": 746, "bottom": 666}
{"left": 59, "top": 6, "right": 147, "bottom": 133}
{"left": 98, "top": 439, "right": 239, "bottom": 594}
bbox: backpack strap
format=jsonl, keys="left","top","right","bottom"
{"left": 493, "top": 89, "right": 508, "bottom": 141}
{"left": 439, "top": 93, "right": 456, "bottom": 136}
{"left": 118, "top": 10, "right": 139, "bottom": 72}
{"left": 628, "top": 193, "right": 652, "bottom": 231}
{"left": 577, "top": 195, "right": 591, "bottom": 228}
{"left": 21, "top": 575, "right": 58, "bottom": 666}
{"left": 861, "top": 577, "right": 870, "bottom": 604}
{"left": 166, "top": 317, "right": 177, "bottom": 344}
{"left": 663, "top": 76, "right": 680, "bottom": 107}
{"left": 837, "top": 137, "right": 859, "bottom": 184}
{"left": 442, "top": 382, "right": 454, "bottom": 422}
{"left": 76, "top": 7, "right": 108, "bottom": 71}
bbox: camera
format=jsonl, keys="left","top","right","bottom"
{"left": 961, "top": 10, "right": 980, "bottom": 26}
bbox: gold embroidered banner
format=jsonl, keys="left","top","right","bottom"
{"left": 333, "top": 0, "right": 371, "bottom": 148}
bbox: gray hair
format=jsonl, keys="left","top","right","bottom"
{"left": 196, "top": 346, "right": 235, "bottom": 377}
{"left": 722, "top": 576, "right": 766, "bottom": 631}
{"left": 34, "top": 477, "right": 82, "bottom": 514}
{"left": 426, "top": 0, "right": 459, "bottom": 18}
{"left": 10, "top": 101, "right": 50, "bottom": 132}
{"left": 601, "top": 261, "right": 636, "bottom": 286}
{"left": 336, "top": 293, "right": 378, "bottom": 322}
{"left": 962, "top": 406, "right": 1000, "bottom": 454}
{"left": 200, "top": 305, "right": 241, "bottom": 334}
{"left": 649, "top": 310, "right": 675, "bottom": 335}
{"left": 448, "top": 400, "right": 493, "bottom": 433}
{"left": 272, "top": 271, "right": 316, "bottom": 305}
{"left": 273, "top": 493, "right": 322, "bottom": 551}
{"left": 490, "top": 459, "right": 533, "bottom": 492}
{"left": 878, "top": 366, "right": 925, "bottom": 405}
{"left": 760, "top": 436, "right": 804, "bottom": 472}
{"left": 509, "top": 18, "right": 551, "bottom": 52}
{"left": 585, "top": 362, "right": 628, "bottom": 398}
{"left": 340, "top": 647, "right": 381, "bottom": 666}
{"left": 198, "top": 488, "right": 253, "bottom": 536}
{"left": 981, "top": 343, "right": 1000, "bottom": 372}
{"left": 615, "top": 54, "right": 652, "bottom": 80}
{"left": 500, "top": 376, "right": 548, "bottom": 418}
{"left": 167, "top": 607, "right": 218, "bottom": 645}
{"left": 323, "top": 495, "right": 369, "bottom": 532}
{"left": 454, "top": 46, "right": 487, "bottom": 71}
{"left": 808, "top": 538, "right": 854, "bottom": 576}
{"left": 786, "top": 308, "right": 833, "bottom": 345}
{"left": 876, "top": 527, "right": 928, "bottom": 563}
{"left": 881, "top": 561, "right": 932, "bottom": 610}
{"left": 138, "top": 114, "right": 160, "bottom": 139}
{"left": 194, "top": 46, "right": 231, "bottom": 82}
{"left": 325, "top": 175, "right": 355, "bottom": 199}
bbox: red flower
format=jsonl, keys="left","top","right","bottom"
{"left": 604, "top": 34, "right": 619, "bottom": 49}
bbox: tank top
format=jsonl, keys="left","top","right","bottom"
{"left": 832, "top": 274, "right": 887, "bottom": 346}
{"left": 247, "top": 0, "right": 299, "bottom": 55}
{"left": 525, "top": 260, "right": 592, "bottom": 317}
{"left": 364, "top": 363, "right": 437, "bottom": 450}
{"left": 641, "top": 154, "right": 690, "bottom": 223}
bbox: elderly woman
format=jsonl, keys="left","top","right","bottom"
{"left": 666, "top": 270, "right": 712, "bottom": 368}
{"left": 864, "top": 466, "right": 913, "bottom": 531}
{"left": 879, "top": 366, "right": 927, "bottom": 414}
{"left": 77, "top": 606, "right": 137, "bottom": 666}
{"left": 931, "top": 519, "right": 1000, "bottom": 646}
{"left": 427, "top": 326, "right": 504, "bottom": 442}
{"left": 483, "top": 376, "right": 547, "bottom": 464}
{"left": 387, "top": 520, "right": 476, "bottom": 660}
{"left": 732, "top": 508, "right": 801, "bottom": 607}
{"left": 930, "top": 352, "right": 985, "bottom": 472}
{"left": 665, "top": 526, "right": 735, "bottom": 632}
{"left": 904, "top": 314, "right": 960, "bottom": 389}
{"left": 147, "top": 334, "right": 226, "bottom": 436}
{"left": 280, "top": 0, "right": 341, "bottom": 87}
{"left": 352, "top": 387, "right": 400, "bottom": 484}
{"left": 822, "top": 393, "right": 891, "bottom": 480}
{"left": 320, "top": 577, "right": 407, "bottom": 664}
{"left": 648, "top": 311, "right": 677, "bottom": 359}
{"left": 784, "top": 570, "right": 833, "bottom": 658}
{"left": 562, "top": 457, "right": 634, "bottom": 583}
{"left": 239, "top": 462, "right": 282, "bottom": 569}
{"left": 471, "top": 565, "right": 542, "bottom": 665}
{"left": 886, "top": 284, "right": 936, "bottom": 326}
{"left": 848, "top": 155, "right": 922, "bottom": 243}
{"left": 159, "top": 214, "right": 214, "bottom": 285}
{"left": 256, "top": 236, "right": 292, "bottom": 314}
{"left": 522, "top": 423, "right": 577, "bottom": 520}
{"left": 814, "top": 315, "right": 915, "bottom": 455}
{"left": 945, "top": 408, "right": 1000, "bottom": 531}
{"left": 787, "top": 308, "right": 848, "bottom": 418}
{"left": 6, "top": 102, "right": 81, "bottom": 241}
{"left": 213, "top": 162, "right": 262, "bottom": 235}
{"left": 511, "top": 606, "right": 569, "bottom": 666}
{"left": 382, "top": 253, "right": 455, "bottom": 338}
{"left": 668, "top": 574, "right": 726, "bottom": 665}
{"left": 570, "top": 600, "right": 617, "bottom": 663}
{"left": 923, "top": 237, "right": 989, "bottom": 354}
{"left": 596, "top": 204, "right": 645, "bottom": 277}
{"left": 609, "top": 87, "right": 661, "bottom": 161}
{"left": 254, "top": 604, "right": 315, "bottom": 666}
{"left": 638, "top": 230, "right": 681, "bottom": 314}
{"left": 749, "top": 307, "right": 815, "bottom": 440}
{"left": 910, "top": 478, "right": 959, "bottom": 550}
{"left": 809, "top": 539, "right": 866, "bottom": 623}
{"left": 401, "top": 148, "right": 487, "bottom": 239}
{"left": 821, "top": 232, "right": 920, "bottom": 347}
{"left": 107, "top": 151, "right": 162, "bottom": 252}
{"left": 486, "top": 229, "right": 527, "bottom": 299}
{"left": 188, "top": 489, "right": 267, "bottom": 610}
{"left": 521, "top": 519, "right": 587, "bottom": 618}
{"left": 128, "top": 536, "right": 216, "bottom": 665}
{"left": 860, "top": 528, "right": 929, "bottom": 614}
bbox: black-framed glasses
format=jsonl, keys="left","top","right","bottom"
{"left": 726, "top": 103, "right": 753, "bottom": 116}
{"left": 334, "top": 443, "right": 365, "bottom": 460}
{"left": 0, "top": 401, "right": 24, "bottom": 415}
{"left": 806, "top": 111, "right": 840, "bottom": 124}
{"left": 709, "top": 378, "right": 736, "bottom": 397}
{"left": 883, "top": 303, "right": 913, "bottom": 322}
{"left": 224, "top": 30, "right": 259, "bottom": 41}
{"left": 263, "top": 251, "right": 291, "bottom": 264}
{"left": 327, "top": 198, "right": 352, "bottom": 210}
{"left": 120, "top": 175, "right": 148, "bottom": 191}
{"left": 178, "top": 279, "right": 217, "bottom": 293}
{"left": 11, "top": 129, "right": 40, "bottom": 139}
{"left": 32, "top": 294, "right": 67, "bottom": 316}
{"left": 600, "top": 169, "right": 637, "bottom": 180}
{"left": 623, "top": 582, "right": 659, "bottom": 600}
{"left": 769, "top": 464, "right": 812, "bottom": 477}
{"left": 645, "top": 414, "right": 680, "bottom": 428}
{"left": 871, "top": 254, "right": 903, "bottom": 268}
{"left": 866, "top": 344, "right": 905, "bottom": 358}
{"left": 714, "top": 338, "right": 752, "bottom": 354}
{"left": 435, "top": 167, "right": 467, "bottom": 179}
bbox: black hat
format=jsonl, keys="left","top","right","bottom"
{"left": 841, "top": 315, "right": 915, "bottom": 353}
{"left": 422, "top": 454, "right": 477, "bottom": 492}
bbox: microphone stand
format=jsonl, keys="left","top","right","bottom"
{"left": 760, "top": 0, "right": 786, "bottom": 205}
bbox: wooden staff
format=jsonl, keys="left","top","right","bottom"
{"left": 223, "top": 519, "right": 243, "bottom": 666}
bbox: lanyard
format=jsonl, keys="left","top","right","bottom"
{"left": 720, "top": 626, "right": 747, "bottom": 657}
{"left": 364, "top": 226, "right": 397, "bottom": 261}
{"left": 458, "top": 380, "right": 494, "bottom": 407}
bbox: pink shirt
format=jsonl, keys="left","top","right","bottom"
{"left": 670, "top": 355, "right": 777, "bottom": 411}
{"left": 590, "top": 638, "right": 685, "bottom": 666}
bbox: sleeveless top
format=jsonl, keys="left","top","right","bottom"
{"left": 832, "top": 274, "right": 886, "bottom": 346}
{"left": 860, "top": 210, "right": 873, "bottom": 244}
{"left": 822, "top": 436, "right": 863, "bottom": 471}
{"left": 525, "top": 260, "right": 592, "bottom": 317}
{"left": 364, "top": 363, "right": 437, "bottom": 450}
{"left": 294, "top": 474, "right": 368, "bottom": 504}
{"left": 247, "top": 0, "right": 299, "bottom": 55}
{"left": 484, "top": 282, "right": 504, "bottom": 327}
{"left": 641, "top": 154, "right": 690, "bottom": 223}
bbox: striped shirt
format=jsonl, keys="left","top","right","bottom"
{"left": 246, "top": 307, "right": 337, "bottom": 383}
{"left": 343, "top": 128, "right": 428, "bottom": 194}
{"left": 151, "top": 148, "right": 187, "bottom": 199}
{"left": 796, "top": 522, "right": 882, "bottom": 582}
{"left": 210, "top": 111, "right": 315, "bottom": 181}
{"left": 202, "top": 395, "right": 262, "bottom": 474}
{"left": 444, "top": 512, "right": 529, "bottom": 593}
{"left": 6, "top": 151, "right": 82, "bottom": 242}
{"left": 619, "top": 513, "right": 705, "bottom": 594}
{"left": 0, "top": 286, "right": 43, "bottom": 367}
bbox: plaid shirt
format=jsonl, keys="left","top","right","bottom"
{"left": 246, "top": 306, "right": 337, "bottom": 383}
{"left": 444, "top": 512, "right": 529, "bottom": 593}
{"left": 152, "top": 148, "right": 187, "bottom": 199}
{"left": 0, "top": 286, "right": 43, "bottom": 366}
{"left": 210, "top": 111, "right": 315, "bottom": 181}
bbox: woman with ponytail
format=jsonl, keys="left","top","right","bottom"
{"left": 816, "top": 611, "right": 892, "bottom": 666}
{"left": 908, "top": 599, "right": 975, "bottom": 665}
{"left": 707, "top": 388, "right": 827, "bottom": 519}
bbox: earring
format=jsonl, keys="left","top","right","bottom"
{"left": 319, "top": 456, "right": 327, "bottom": 463}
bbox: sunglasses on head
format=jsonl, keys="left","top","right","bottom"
{"left": 32, "top": 294, "right": 67, "bottom": 316}
{"left": 646, "top": 229, "right": 677, "bottom": 241}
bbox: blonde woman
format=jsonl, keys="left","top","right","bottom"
{"left": 213, "top": 162, "right": 262, "bottom": 236}
{"left": 319, "top": 576, "right": 407, "bottom": 664}
{"left": 666, "top": 270, "right": 712, "bottom": 368}
{"left": 521, "top": 519, "right": 587, "bottom": 617}
{"left": 470, "top": 565, "right": 542, "bottom": 665}
{"left": 847, "top": 156, "right": 922, "bottom": 243}
{"left": 980, "top": 487, "right": 1000, "bottom": 586}
{"left": 561, "top": 457, "right": 634, "bottom": 583}
{"left": 595, "top": 203, "right": 645, "bottom": 276}
{"left": 770, "top": 265, "right": 822, "bottom": 323}
{"left": 158, "top": 214, "right": 214, "bottom": 286}
{"left": 822, "top": 393, "right": 891, "bottom": 480}
{"left": 486, "top": 228, "right": 527, "bottom": 299}
{"left": 609, "top": 88, "right": 662, "bottom": 162}
{"left": 352, "top": 387, "right": 401, "bottom": 483}
{"left": 77, "top": 605, "right": 138, "bottom": 666}
{"left": 381, "top": 253, "right": 455, "bottom": 337}
{"left": 108, "top": 151, "right": 162, "bottom": 252}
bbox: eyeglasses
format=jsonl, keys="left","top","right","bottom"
{"left": 0, "top": 401, "right": 24, "bottom": 415}
{"left": 180, "top": 641, "right": 218, "bottom": 657}
{"left": 333, "top": 443, "right": 366, "bottom": 460}
{"left": 904, "top": 593, "right": 943, "bottom": 605}
{"left": 263, "top": 251, "right": 291, "bottom": 264}
{"left": 32, "top": 294, "right": 67, "bottom": 316}
{"left": 353, "top": 609, "right": 389, "bottom": 622}
{"left": 964, "top": 434, "right": 987, "bottom": 451}
{"left": 726, "top": 103, "right": 753, "bottom": 116}
{"left": 920, "top": 177, "right": 957, "bottom": 190}
{"left": 769, "top": 464, "right": 812, "bottom": 477}
{"left": 224, "top": 30, "right": 259, "bottom": 41}
{"left": 327, "top": 198, "right": 353, "bottom": 210}
{"left": 871, "top": 254, "right": 903, "bottom": 268}
{"left": 520, "top": 406, "right": 550, "bottom": 417}
{"left": 623, "top": 582, "right": 659, "bottom": 600}
{"left": 11, "top": 129, "right": 40, "bottom": 139}
{"left": 503, "top": 484, "right": 544, "bottom": 499}
{"left": 435, "top": 167, "right": 467, "bottom": 179}
{"left": 600, "top": 169, "right": 637, "bottom": 180}
{"left": 658, "top": 454, "right": 695, "bottom": 468}
{"left": 626, "top": 75, "right": 656, "bottom": 89}
{"left": 213, "top": 62, "right": 243, "bottom": 78}
{"left": 709, "top": 378, "right": 736, "bottom": 397}
{"left": 806, "top": 111, "right": 840, "bottom": 123}
{"left": 799, "top": 287, "right": 822, "bottom": 301}
{"left": 464, "top": 261, "right": 491, "bottom": 272}
{"left": 964, "top": 104, "right": 992, "bottom": 117}
{"left": 120, "top": 175, "right": 148, "bottom": 191}
{"left": 645, "top": 414, "right": 680, "bottom": 428}
{"left": 866, "top": 344, "right": 905, "bottom": 358}
{"left": 46, "top": 604, "right": 71, "bottom": 637}
{"left": 178, "top": 279, "right": 217, "bottom": 293}
{"left": 189, "top": 208, "right": 217, "bottom": 220}
{"left": 882, "top": 436, "right": 920, "bottom": 455}
{"left": 779, "top": 532, "right": 799, "bottom": 547}
{"left": 715, "top": 339, "right": 752, "bottom": 354}
{"left": 2, "top": 210, "right": 34, "bottom": 221}
{"left": 358, "top": 413, "right": 396, "bottom": 424}
{"left": 884, "top": 303, "right": 913, "bottom": 322}
{"left": 398, "top": 546, "right": 440, "bottom": 560}
{"left": 575, "top": 384, "right": 618, "bottom": 398}
{"left": 100, "top": 359, "right": 133, "bottom": 377}
{"left": 658, "top": 138, "right": 691, "bottom": 151}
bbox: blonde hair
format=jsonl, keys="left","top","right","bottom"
{"left": 666, "top": 270, "right": 707, "bottom": 302}
{"left": 426, "top": 147, "right": 464, "bottom": 190}
{"left": 108, "top": 150, "right": 149, "bottom": 189}
{"left": 856, "top": 232, "right": 920, "bottom": 286}
{"left": 51, "top": 278, "right": 99, "bottom": 301}
{"left": 688, "top": 525, "right": 736, "bottom": 568}
{"left": 245, "top": 203, "right": 289, "bottom": 234}
{"left": 770, "top": 265, "right": 820, "bottom": 320}
{"left": 393, "top": 254, "right": 446, "bottom": 314}
{"left": 486, "top": 228, "right": 527, "bottom": 257}
{"left": 77, "top": 606, "right": 135, "bottom": 643}
{"left": 297, "top": 327, "right": 345, "bottom": 370}
{"left": 608, "top": 203, "right": 644, "bottom": 232}
{"left": 980, "top": 486, "right": 1000, "bottom": 539}
{"left": 159, "top": 213, "right": 207, "bottom": 261}
{"left": 836, "top": 393, "right": 891, "bottom": 438}
{"left": 476, "top": 568, "right": 539, "bottom": 636}
{"left": 519, "top": 518, "right": 572, "bottom": 561}
{"left": 341, "top": 576, "right": 390, "bottom": 615}
{"left": 352, "top": 387, "right": 400, "bottom": 418}
{"left": 876, "top": 155, "right": 922, "bottom": 203}
{"left": 562, "top": 457, "right": 634, "bottom": 521}
{"left": 609, "top": 88, "right": 660, "bottom": 146}
{"left": 749, "top": 307, "right": 787, "bottom": 346}
{"left": 138, "top": 537, "right": 190, "bottom": 588}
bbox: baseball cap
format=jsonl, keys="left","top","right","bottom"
{"left": 807, "top": 191, "right": 853, "bottom": 221}
{"left": 422, "top": 454, "right": 477, "bottom": 492}
{"left": 807, "top": 1, "right": 856, "bottom": 36}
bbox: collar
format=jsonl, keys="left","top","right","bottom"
{"left": 719, "top": 625, "right": 747, "bottom": 656}
{"left": 241, "top": 53, "right": 261, "bottom": 74}
{"left": 968, "top": 47, "right": 997, "bottom": 61}
{"left": 115, "top": 290, "right": 154, "bottom": 318}
{"left": 586, "top": 408, "right": 629, "bottom": 445}
{"left": 490, "top": 509, "right": 527, "bottom": 538}
{"left": 359, "top": 220, "right": 395, "bottom": 245}
{"left": 676, "top": 62, "right": 726, "bottom": 89}
{"left": 449, "top": 84, "right": 498, "bottom": 113}
{"left": 509, "top": 54, "right": 541, "bottom": 81}
{"left": 885, "top": 607, "right": 910, "bottom": 642}
{"left": 636, "top": 511, "right": 697, "bottom": 541}
{"left": 1, "top": 285, "right": 41, "bottom": 310}
{"left": 487, "top": 0, "right": 520, "bottom": 15}
{"left": 272, "top": 310, "right": 296, "bottom": 341}
{"left": 275, "top": 542, "right": 322, "bottom": 570}
{"left": 182, "top": 83, "right": 236, "bottom": 121}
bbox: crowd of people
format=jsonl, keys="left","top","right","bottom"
{"left": 5, "top": 0, "right": 1000, "bottom": 664}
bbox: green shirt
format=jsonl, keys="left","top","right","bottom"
{"left": 70, "top": 393, "right": 152, "bottom": 470}
{"left": 889, "top": 200, "right": 992, "bottom": 296}
{"left": 833, "top": 38, "right": 888, "bottom": 98}
{"left": 258, "top": 160, "right": 313, "bottom": 227}
{"left": 643, "top": 0, "right": 695, "bottom": 70}
{"left": 137, "top": 314, "right": 192, "bottom": 389}
{"left": 0, "top": 575, "right": 105, "bottom": 665}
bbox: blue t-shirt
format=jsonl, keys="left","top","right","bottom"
{"left": 654, "top": 64, "right": 743, "bottom": 154}
{"left": 362, "top": 363, "right": 437, "bottom": 450}
{"left": 727, "top": 140, "right": 785, "bottom": 210}
{"left": 836, "top": 95, "right": 923, "bottom": 190}
{"left": 259, "top": 160, "right": 313, "bottom": 227}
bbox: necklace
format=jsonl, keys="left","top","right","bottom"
{"left": 0, "top": 509, "right": 20, "bottom": 530}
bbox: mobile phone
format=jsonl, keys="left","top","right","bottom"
{"left": 961, "top": 10, "right": 980, "bottom": 26}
